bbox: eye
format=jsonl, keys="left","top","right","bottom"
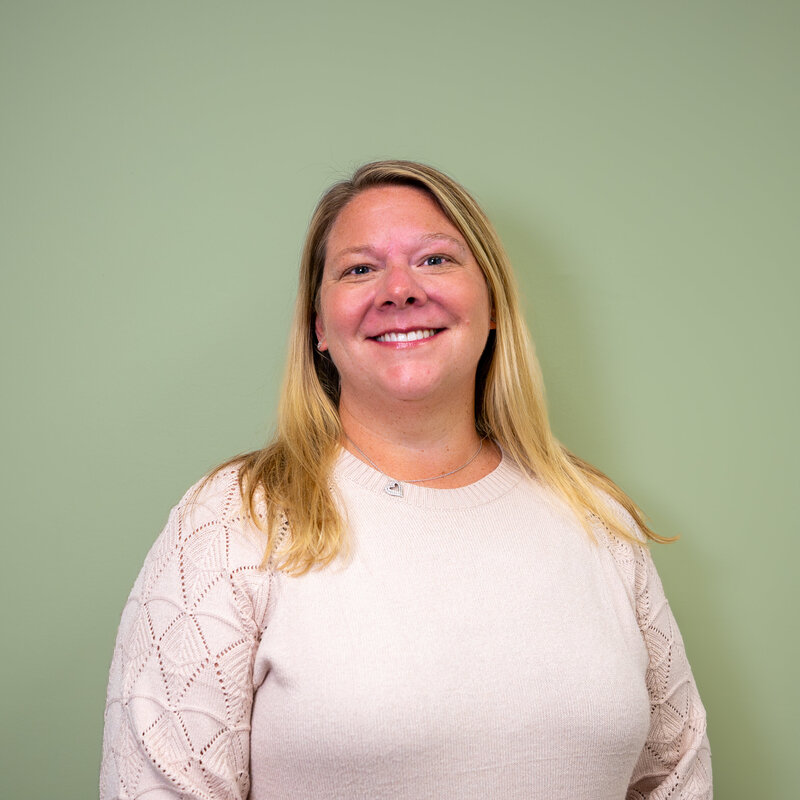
{"left": 345, "top": 264, "right": 373, "bottom": 276}
{"left": 422, "top": 255, "right": 450, "bottom": 267}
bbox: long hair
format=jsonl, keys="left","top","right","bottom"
{"left": 219, "top": 160, "right": 670, "bottom": 575}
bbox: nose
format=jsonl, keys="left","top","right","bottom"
{"left": 374, "top": 263, "right": 428, "bottom": 309}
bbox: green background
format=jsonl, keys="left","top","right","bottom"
{"left": 2, "top": 2, "right": 797, "bottom": 797}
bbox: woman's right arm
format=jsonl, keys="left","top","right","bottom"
{"left": 100, "top": 469, "right": 272, "bottom": 800}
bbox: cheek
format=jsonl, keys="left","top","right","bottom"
{"left": 315, "top": 290, "right": 363, "bottom": 342}
{"left": 460, "top": 283, "right": 493, "bottom": 325}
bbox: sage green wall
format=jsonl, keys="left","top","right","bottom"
{"left": 2, "top": 2, "right": 797, "bottom": 797}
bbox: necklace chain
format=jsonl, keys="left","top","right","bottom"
{"left": 345, "top": 434, "right": 485, "bottom": 492}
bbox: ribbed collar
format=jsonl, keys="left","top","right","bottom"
{"left": 332, "top": 445, "right": 524, "bottom": 509}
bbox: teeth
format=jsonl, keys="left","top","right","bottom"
{"left": 376, "top": 329, "right": 437, "bottom": 343}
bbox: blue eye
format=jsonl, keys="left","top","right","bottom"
{"left": 348, "top": 265, "right": 372, "bottom": 276}
{"left": 423, "top": 255, "right": 448, "bottom": 266}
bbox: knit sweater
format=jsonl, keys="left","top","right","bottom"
{"left": 101, "top": 450, "right": 712, "bottom": 799}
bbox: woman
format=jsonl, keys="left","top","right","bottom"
{"left": 101, "top": 160, "right": 711, "bottom": 799}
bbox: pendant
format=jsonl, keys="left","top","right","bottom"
{"left": 384, "top": 481, "right": 403, "bottom": 497}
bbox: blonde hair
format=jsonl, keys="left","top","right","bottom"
{"left": 219, "top": 160, "right": 670, "bottom": 574}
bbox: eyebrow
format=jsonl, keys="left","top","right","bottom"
{"left": 420, "top": 233, "right": 467, "bottom": 255}
{"left": 329, "top": 233, "right": 468, "bottom": 263}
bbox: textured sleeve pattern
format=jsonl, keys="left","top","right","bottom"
{"left": 100, "top": 468, "right": 273, "bottom": 800}
{"left": 599, "top": 517, "right": 712, "bottom": 800}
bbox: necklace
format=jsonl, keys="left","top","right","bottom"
{"left": 345, "top": 435, "right": 485, "bottom": 498}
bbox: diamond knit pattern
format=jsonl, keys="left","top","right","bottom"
{"left": 596, "top": 511, "right": 712, "bottom": 800}
{"left": 101, "top": 468, "right": 273, "bottom": 799}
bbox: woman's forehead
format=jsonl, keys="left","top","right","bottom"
{"left": 325, "top": 185, "right": 466, "bottom": 261}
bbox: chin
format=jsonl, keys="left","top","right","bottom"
{"left": 381, "top": 375, "right": 471, "bottom": 405}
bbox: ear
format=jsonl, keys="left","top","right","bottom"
{"left": 314, "top": 316, "right": 328, "bottom": 351}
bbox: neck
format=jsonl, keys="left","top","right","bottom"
{"left": 338, "top": 393, "right": 498, "bottom": 488}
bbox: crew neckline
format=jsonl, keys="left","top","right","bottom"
{"left": 333, "top": 445, "right": 524, "bottom": 509}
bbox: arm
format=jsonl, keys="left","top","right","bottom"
{"left": 606, "top": 530, "right": 713, "bottom": 799}
{"left": 100, "top": 469, "right": 272, "bottom": 800}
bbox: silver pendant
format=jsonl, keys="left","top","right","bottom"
{"left": 384, "top": 481, "right": 403, "bottom": 497}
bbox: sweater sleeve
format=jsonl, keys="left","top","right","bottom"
{"left": 100, "top": 469, "right": 273, "bottom": 800}
{"left": 601, "top": 517, "right": 712, "bottom": 800}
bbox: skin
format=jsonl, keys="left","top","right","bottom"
{"left": 314, "top": 185, "right": 500, "bottom": 485}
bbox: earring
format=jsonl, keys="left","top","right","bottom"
{"left": 316, "top": 340, "right": 325, "bottom": 351}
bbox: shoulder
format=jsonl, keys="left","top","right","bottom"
{"left": 179, "top": 463, "right": 246, "bottom": 524}
{"left": 591, "top": 492, "right": 682, "bottom": 652}
{"left": 591, "top": 489, "right": 647, "bottom": 550}
{"left": 589, "top": 490, "right": 654, "bottom": 610}
{"left": 130, "top": 464, "right": 271, "bottom": 609}
{"left": 175, "top": 463, "right": 266, "bottom": 549}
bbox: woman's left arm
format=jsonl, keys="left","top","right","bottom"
{"left": 624, "top": 541, "right": 712, "bottom": 800}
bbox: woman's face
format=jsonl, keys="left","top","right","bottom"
{"left": 315, "top": 185, "right": 494, "bottom": 412}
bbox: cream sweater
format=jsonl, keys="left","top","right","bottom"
{"left": 101, "top": 450, "right": 711, "bottom": 799}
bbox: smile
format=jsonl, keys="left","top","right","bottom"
{"left": 374, "top": 329, "right": 439, "bottom": 343}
